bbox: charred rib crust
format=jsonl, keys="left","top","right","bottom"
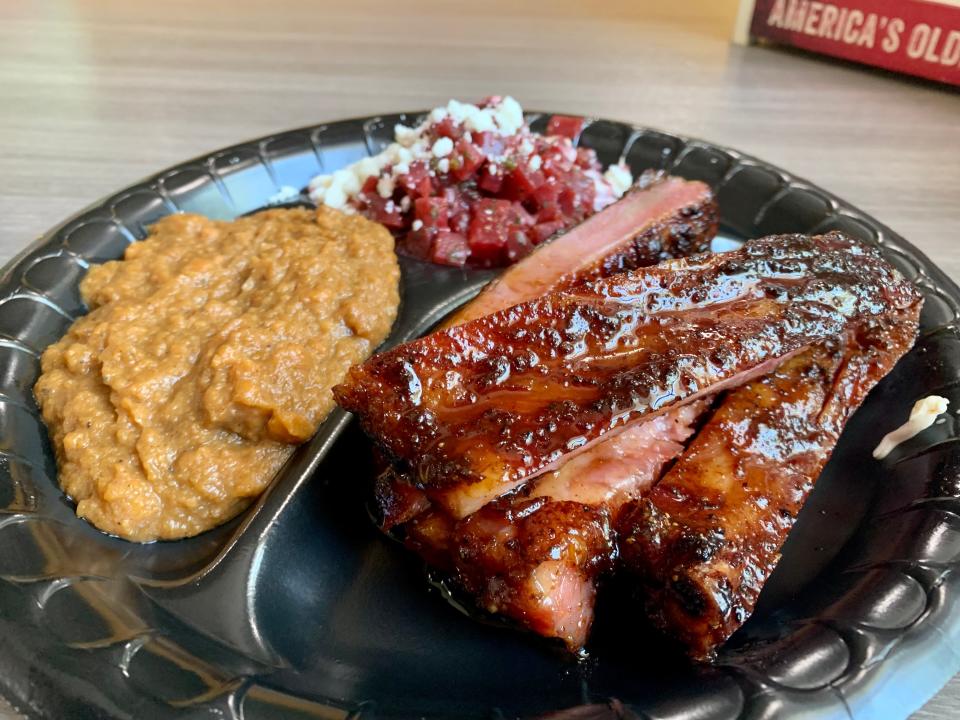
{"left": 335, "top": 233, "right": 921, "bottom": 497}
{"left": 618, "top": 311, "right": 921, "bottom": 659}
{"left": 570, "top": 197, "right": 719, "bottom": 286}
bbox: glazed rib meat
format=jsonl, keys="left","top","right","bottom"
{"left": 446, "top": 173, "right": 717, "bottom": 326}
{"left": 617, "top": 306, "right": 921, "bottom": 659}
{"left": 378, "top": 174, "right": 718, "bottom": 528}
{"left": 401, "top": 399, "right": 710, "bottom": 649}
{"left": 334, "top": 232, "right": 920, "bottom": 520}
{"left": 369, "top": 177, "right": 720, "bottom": 647}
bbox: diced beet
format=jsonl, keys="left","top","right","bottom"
{"left": 399, "top": 161, "right": 434, "bottom": 198}
{"left": 414, "top": 197, "right": 449, "bottom": 230}
{"left": 531, "top": 220, "right": 566, "bottom": 244}
{"left": 508, "top": 201, "right": 535, "bottom": 228}
{"left": 477, "top": 165, "right": 503, "bottom": 194}
{"left": 449, "top": 207, "right": 471, "bottom": 235}
{"left": 532, "top": 181, "right": 561, "bottom": 219}
{"left": 505, "top": 231, "right": 534, "bottom": 262}
{"left": 558, "top": 187, "right": 578, "bottom": 217}
{"left": 501, "top": 166, "right": 546, "bottom": 202}
{"left": 575, "top": 147, "right": 599, "bottom": 169}
{"left": 403, "top": 226, "right": 436, "bottom": 260}
{"left": 557, "top": 174, "right": 597, "bottom": 217}
{"left": 467, "top": 198, "right": 514, "bottom": 264}
{"left": 546, "top": 115, "right": 585, "bottom": 140}
{"left": 536, "top": 203, "right": 560, "bottom": 222}
{"left": 431, "top": 230, "right": 470, "bottom": 267}
{"left": 450, "top": 140, "right": 485, "bottom": 182}
{"left": 540, "top": 147, "right": 571, "bottom": 176}
{"left": 467, "top": 236, "right": 505, "bottom": 266}
{"left": 366, "top": 196, "right": 404, "bottom": 229}
{"left": 359, "top": 102, "right": 626, "bottom": 268}
{"left": 442, "top": 187, "right": 473, "bottom": 234}
{"left": 472, "top": 197, "right": 514, "bottom": 217}
{"left": 433, "top": 117, "right": 460, "bottom": 139}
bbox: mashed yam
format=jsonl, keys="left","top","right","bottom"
{"left": 35, "top": 207, "right": 400, "bottom": 541}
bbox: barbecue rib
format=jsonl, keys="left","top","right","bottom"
{"left": 334, "top": 232, "right": 920, "bottom": 520}
{"left": 402, "top": 399, "right": 710, "bottom": 649}
{"left": 617, "top": 307, "right": 921, "bottom": 659}
{"left": 368, "top": 176, "right": 721, "bottom": 648}
{"left": 446, "top": 173, "right": 717, "bottom": 327}
{"left": 377, "top": 174, "right": 718, "bottom": 527}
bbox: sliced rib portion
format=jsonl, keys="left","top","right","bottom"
{"left": 407, "top": 500, "right": 613, "bottom": 650}
{"left": 617, "top": 308, "right": 921, "bottom": 659}
{"left": 531, "top": 399, "right": 709, "bottom": 507}
{"left": 446, "top": 173, "right": 717, "bottom": 327}
{"left": 334, "top": 232, "right": 920, "bottom": 519}
{"left": 373, "top": 399, "right": 708, "bottom": 529}
{"left": 403, "top": 399, "right": 709, "bottom": 649}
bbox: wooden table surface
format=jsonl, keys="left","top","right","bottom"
{"left": 0, "top": 1, "right": 957, "bottom": 717}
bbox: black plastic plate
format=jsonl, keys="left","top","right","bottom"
{"left": 0, "top": 113, "right": 958, "bottom": 720}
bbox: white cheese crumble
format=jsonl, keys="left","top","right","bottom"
{"left": 376, "top": 175, "right": 395, "bottom": 199}
{"left": 528, "top": 155, "right": 542, "bottom": 171}
{"left": 394, "top": 124, "right": 420, "bottom": 148}
{"left": 431, "top": 137, "right": 454, "bottom": 158}
{"left": 265, "top": 185, "right": 301, "bottom": 204}
{"left": 411, "top": 219, "right": 424, "bottom": 231}
{"left": 872, "top": 395, "right": 949, "bottom": 460}
{"left": 603, "top": 163, "right": 634, "bottom": 197}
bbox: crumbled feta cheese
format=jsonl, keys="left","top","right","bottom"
{"left": 412, "top": 219, "right": 423, "bottom": 231}
{"left": 438, "top": 97, "right": 524, "bottom": 136}
{"left": 392, "top": 146, "right": 415, "bottom": 167}
{"left": 354, "top": 157, "right": 381, "bottom": 178}
{"left": 603, "top": 163, "right": 633, "bottom": 197}
{"left": 307, "top": 174, "right": 331, "bottom": 192}
{"left": 400, "top": 196, "right": 411, "bottom": 212}
{"left": 528, "top": 155, "right": 542, "bottom": 171}
{"left": 445, "top": 99, "right": 470, "bottom": 124}
{"left": 323, "top": 184, "right": 347, "bottom": 209}
{"left": 518, "top": 139, "right": 534, "bottom": 157}
{"left": 338, "top": 169, "right": 361, "bottom": 195}
{"left": 466, "top": 111, "right": 494, "bottom": 133}
{"left": 494, "top": 96, "right": 524, "bottom": 135}
{"left": 394, "top": 124, "right": 419, "bottom": 148}
{"left": 873, "top": 396, "right": 949, "bottom": 459}
{"left": 432, "top": 137, "right": 454, "bottom": 158}
{"left": 437, "top": 158, "right": 450, "bottom": 173}
{"left": 376, "top": 175, "right": 395, "bottom": 199}
{"left": 266, "top": 185, "right": 301, "bottom": 204}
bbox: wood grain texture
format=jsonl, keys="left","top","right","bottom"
{"left": 0, "top": 0, "right": 957, "bottom": 717}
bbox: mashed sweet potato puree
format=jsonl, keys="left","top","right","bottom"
{"left": 35, "top": 207, "right": 400, "bottom": 542}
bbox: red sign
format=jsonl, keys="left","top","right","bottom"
{"left": 745, "top": 0, "right": 960, "bottom": 86}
